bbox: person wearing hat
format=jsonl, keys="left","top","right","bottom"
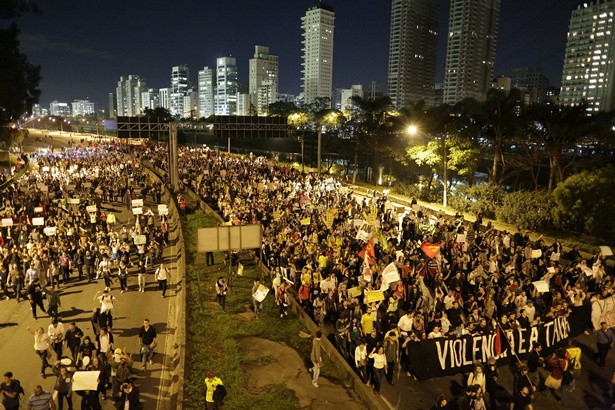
{"left": 109, "top": 349, "right": 133, "bottom": 400}
{"left": 204, "top": 371, "right": 224, "bottom": 409}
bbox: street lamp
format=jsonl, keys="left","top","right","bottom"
{"left": 289, "top": 112, "right": 308, "bottom": 173}
{"left": 407, "top": 124, "right": 449, "bottom": 208}
{"left": 318, "top": 111, "right": 340, "bottom": 174}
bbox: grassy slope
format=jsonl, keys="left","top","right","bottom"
{"left": 183, "top": 212, "right": 312, "bottom": 410}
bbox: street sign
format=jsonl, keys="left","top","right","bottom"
{"left": 197, "top": 224, "right": 262, "bottom": 253}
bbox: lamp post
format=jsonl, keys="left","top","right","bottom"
{"left": 317, "top": 111, "right": 339, "bottom": 174}
{"left": 407, "top": 124, "right": 449, "bottom": 208}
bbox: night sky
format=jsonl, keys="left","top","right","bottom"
{"left": 6, "top": 0, "right": 586, "bottom": 109}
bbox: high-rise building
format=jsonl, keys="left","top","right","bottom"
{"left": 183, "top": 89, "right": 198, "bottom": 119}
{"left": 198, "top": 67, "right": 215, "bottom": 119}
{"left": 387, "top": 0, "right": 439, "bottom": 109}
{"left": 249, "top": 45, "right": 279, "bottom": 114}
{"left": 237, "top": 93, "right": 256, "bottom": 115}
{"left": 560, "top": 1, "right": 615, "bottom": 113}
{"left": 301, "top": 3, "right": 335, "bottom": 106}
{"left": 170, "top": 65, "right": 190, "bottom": 117}
{"left": 71, "top": 100, "right": 95, "bottom": 117}
{"left": 215, "top": 57, "right": 238, "bottom": 115}
{"left": 340, "top": 85, "right": 365, "bottom": 118}
{"left": 50, "top": 101, "right": 71, "bottom": 117}
{"left": 159, "top": 88, "right": 170, "bottom": 110}
{"left": 510, "top": 67, "right": 549, "bottom": 104}
{"left": 32, "top": 104, "right": 41, "bottom": 116}
{"left": 108, "top": 93, "right": 116, "bottom": 118}
{"left": 116, "top": 75, "right": 147, "bottom": 116}
{"left": 443, "top": 0, "right": 500, "bottom": 104}
{"left": 140, "top": 89, "right": 160, "bottom": 111}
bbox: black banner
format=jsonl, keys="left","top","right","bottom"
{"left": 407, "top": 304, "right": 591, "bottom": 380}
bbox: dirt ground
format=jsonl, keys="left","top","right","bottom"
{"left": 238, "top": 336, "right": 367, "bottom": 409}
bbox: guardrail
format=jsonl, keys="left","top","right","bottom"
{"left": 140, "top": 160, "right": 186, "bottom": 410}
{"left": 0, "top": 156, "right": 29, "bottom": 191}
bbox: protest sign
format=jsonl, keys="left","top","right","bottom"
{"left": 456, "top": 234, "right": 467, "bottom": 243}
{"left": 68, "top": 198, "right": 80, "bottom": 205}
{"left": 600, "top": 246, "right": 613, "bottom": 257}
{"left": 405, "top": 309, "right": 588, "bottom": 380}
{"left": 382, "top": 262, "right": 400, "bottom": 285}
{"left": 365, "top": 290, "right": 385, "bottom": 304}
{"left": 43, "top": 227, "right": 57, "bottom": 236}
{"left": 158, "top": 204, "right": 168, "bottom": 215}
{"left": 533, "top": 280, "right": 550, "bottom": 293}
{"left": 134, "top": 235, "right": 147, "bottom": 245}
{"left": 396, "top": 206, "right": 405, "bottom": 215}
{"left": 86, "top": 205, "right": 97, "bottom": 213}
{"left": 356, "top": 222, "right": 374, "bottom": 242}
{"left": 42, "top": 166, "right": 50, "bottom": 172}
{"left": 83, "top": 182, "right": 92, "bottom": 188}
{"left": 550, "top": 252, "right": 560, "bottom": 262}
{"left": 32, "top": 217, "right": 45, "bottom": 226}
{"left": 131, "top": 199, "right": 143, "bottom": 208}
{"left": 347, "top": 286, "right": 362, "bottom": 298}
{"left": 132, "top": 207, "right": 143, "bottom": 215}
{"left": 591, "top": 294, "right": 615, "bottom": 330}
{"left": 72, "top": 371, "right": 100, "bottom": 391}
{"left": 253, "top": 284, "right": 269, "bottom": 302}
{"left": 300, "top": 217, "right": 311, "bottom": 225}
{"left": 531, "top": 249, "right": 542, "bottom": 259}
{"left": 580, "top": 265, "right": 594, "bottom": 277}
{"left": 1, "top": 218, "right": 13, "bottom": 227}
{"left": 34, "top": 207, "right": 43, "bottom": 213}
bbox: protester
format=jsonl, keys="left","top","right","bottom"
{"left": 593, "top": 321, "right": 615, "bottom": 368}
{"left": 155, "top": 262, "right": 169, "bottom": 298}
{"left": 310, "top": 330, "right": 323, "bottom": 388}
{"left": 215, "top": 276, "right": 228, "bottom": 311}
{"left": 204, "top": 371, "right": 225, "bottom": 410}
{"left": 544, "top": 348, "right": 569, "bottom": 405}
{"left": 138, "top": 319, "right": 157, "bottom": 371}
{"left": 369, "top": 345, "right": 387, "bottom": 396}
{"left": 1, "top": 372, "right": 24, "bottom": 410}
{"left": 26, "top": 385, "right": 56, "bottom": 410}
{"left": 115, "top": 380, "right": 140, "bottom": 409}
{"left": 26, "top": 326, "right": 52, "bottom": 377}
{"left": 51, "top": 360, "right": 74, "bottom": 410}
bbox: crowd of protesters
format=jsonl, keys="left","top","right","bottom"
{"left": 136, "top": 143, "right": 614, "bottom": 408}
{"left": 0, "top": 143, "right": 169, "bottom": 409}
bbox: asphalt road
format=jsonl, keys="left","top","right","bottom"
{"left": 0, "top": 133, "right": 175, "bottom": 409}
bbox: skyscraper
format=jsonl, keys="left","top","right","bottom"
{"left": 198, "top": 67, "right": 215, "bottom": 119}
{"left": 71, "top": 100, "right": 95, "bottom": 117}
{"left": 387, "top": 0, "right": 439, "bottom": 109}
{"left": 249, "top": 46, "right": 279, "bottom": 114}
{"left": 301, "top": 2, "right": 335, "bottom": 106}
{"left": 215, "top": 57, "right": 238, "bottom": 115}
{"left": 510, "top": 67, "right": 549, "bottom": 105}
{"left": 159, "top": 88, "right": 170, "bottom": 110}
{"left": 560, "top": 1, "right": 615, "bottom": 113}
{"left": 443, "top": 0, "right": 500, "bottom": 104}
{"left": 170, "top": 65, "right": 190, "bottom": 117}
{"left": 116, "top": 75, "right": 147, "bottom": 116}
{"left": 108, "top": 93, "right": 116, "bottom": 118}
{"left": 50, "top": 101, "right": 71, "bottom": 117}
{"left": 140, "top": 89, "right": 160, "bottom": 111}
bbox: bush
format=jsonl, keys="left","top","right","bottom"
{"left": 449, "top": 184, "right": 506, "bottom": 219}
{"left": 496, "top": 190, "right": 554, "bottom": 231}
{"left": 392, "top": 182, "right": 441, "bottom": 203}
{"left": 552, "top": 167, "right": 615, "bottom": 241}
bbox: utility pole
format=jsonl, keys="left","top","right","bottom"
{"left": 168, "top": 123, "right": 179, "bottom": 192}
{"left": 317, "top": 124, "right": 322, "bottom": 174}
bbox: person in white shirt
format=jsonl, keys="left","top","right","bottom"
{"left": 369, "top": 346, "right": 387, "bottom": 395}
{"left": 155, "top": 263, "right": 169, "bottom": 298}
{"left": 354, "top": 340, "right": 368, "bottom": 383}
{"left": 523, "top": 301, "right": 536, "bottom": 323}
{"left": 95, "top": 288, "right": 116, "bottom": 330}
{"left": 47, "top": 318, "right": 65, "bottom": 361}
{"left": 27, "top": 326, "right": 51, "bottom": 377}
{"left": 428, "top": 326, "right": 443, "bottom": 339}
{"left": 397, "top": 312, "right": 414, "bottom": 340}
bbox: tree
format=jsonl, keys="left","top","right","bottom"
{"left": 143, "top": 107, "right": 174, "bottom": 122}
{"left": 268, "top": 101, "right": 297, "bottom": 117}
{"left": 0, "top": 23, "right": 41, "bottom": 128}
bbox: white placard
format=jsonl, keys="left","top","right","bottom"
{"left": 382, "top": 189, "right": 390, "bottom": 195}
{"left": 158, "top": 204, "right": 168, "bottom": 215}
{"left": 600, "top": 246, "right": 613, "bottom": 257}
{"left": 134, "top": 235, "right": 147, "bottom": 245}
{"left": 34, "top": 207, "right": 43, "bottom": 213}
{"left": 1, "top": 218, "right": 13, "bottom": 227}
{"left": 86, "top": 205, "right": 97, "bottom": 213}
{"left": 581, "top": 265, "right": 595, "bottom": 277}
{"left": 42, "top": 166, "right": 50, "bottom": 172}
{"left": 68, "top": 198, "right": 80, "bottom": 205}
{"left": 356, "top": 222, "right": 374, "bottom": 242}
{"left": 83, "top": 182, "right": 92, "bottom": 188}
{"left": 37, "top": 184, "right": 48, "bottom": 193}
{"left": 132, "top": 207, "right": 143, "bottom": 215}
{"left": 382, "top": 262, "right": 400, "bottom": 286}
{"left": 533, "top": 280, "right": 550, "bottom": 293}
{"left": 72, "top": 371, "right": 100, "bottom": 391}
{"left": 353, "top": 219, "right": 364, "bottom": 228}
{"left": 456, "top": 234, "right": 467, "bottom": 243}
{"left": 131, "top": 199, "right": 143, "bottom": 208}
{"left": 547, "top": 267, "right": 556, "bottom": 274}
{"left": 253, "top": 284, "right": 269, "bottom": 303}
{"left": 550, "top": 252, "right": 560, "bottom": 262}
{"left": 32, "top": 217, "right": 44, "bottom": 226}
{"left": 43, "top": 227, "right": 57, "bottom": 236}
{"left": 531, "top": 249, "right": 542, "bottom": 259}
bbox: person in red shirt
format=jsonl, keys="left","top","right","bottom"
{"left": 545, "top": 348, "right": 569, "bottom": 405}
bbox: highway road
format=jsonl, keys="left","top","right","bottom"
{"left": 0, "top": 132, "right": 176, "bottom": 409}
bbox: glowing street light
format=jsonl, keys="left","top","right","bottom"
{"left": 407, "top": 124, "right": 418, "bottom": 135}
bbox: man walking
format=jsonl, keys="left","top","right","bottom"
{"left": 27, "top": 278, "right": 46, "bottom": 319}
{"left": 64, "top": 322, "right": 83, "bottom": 362}
{"left": 593, "top": 322, "right": 615, "bottom": 368}
{"left": 310, "top": 330, "right": 323, "bottom": 388}
{"left": 46, "top": 284, "right": 61, "bottom": 320}
{"left": 1, "top": 372, "right": 23, "bottom": 410}
{"left": 155, "top": 263, "right": 169, "bottom": 298}
{"left": 139, "top": 319, "right": 157, "bottom": 371}
{"left": 26, "top": 385, "right": 56, "bottom": 410}
{"left": 204, "top": 371, "right": 225, "bottom": 410}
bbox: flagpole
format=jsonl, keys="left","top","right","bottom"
{"left": 492, "top": 319, "right": 536, "bottom": 391}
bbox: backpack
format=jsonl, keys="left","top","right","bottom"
{"left": 213, "top": 384, "right": 227, "bottom": 400}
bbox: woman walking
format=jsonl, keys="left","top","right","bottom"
{"left": 155, "top": 263, "right": 169, "bottom": 298}
{"left": 26, "top": 326, "right": 51, "bottom": 378}
{"left": 545, "top": 348, "right": 569, "bottom": 405}
{"left": 215, "top": 277, "right": 228, "bottom": 311}
{"left": 369, "top": 345, "right": 387, "bottom": 396}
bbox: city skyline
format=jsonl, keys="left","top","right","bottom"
{"left": 10, "top": 0, "right": 588, "bottom": 108}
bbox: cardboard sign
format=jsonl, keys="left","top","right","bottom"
{"left": 86, "top": 205, "right": 97, "bottom": 213}
{"left": 72, "top": 371, "right": 100, "bottom": 391}
{"left": 132, "top": 207, "right": 143, "bottom": 215}
{"left": 300, "top": 217, "right": 311, "bottom": 225}
{"left": 356, "top": 222, "right": 374, "bottom": 242}
{"left": 365, "top": 290, "right": 385, "bottom": 304}
{"left": 396, "top": 206, "right": 405, "bottom": 215}
{"left": 41, "top": 166, "right": 50, "bottom": 172}
{"left": 1, "top": 218, "right": 13, "bottom": 227}
{"left": 83, "top": 182, "right": 92, "bottom": 188}
{"left": 531, "top": 249, "right": 542, "bottom": 259}
{"left": 32, "top": 217, "right": 45, "bottom": 226}
{"left": 43, "top": 227, "right": 57, "bottom": 236}
{"left": 131, "top": 199, "right": 143, "bottom": 208}
{"left": 550, "top": 252, "right": 560, "bottom": 262}
{"left": 456, "top": 234, "right": 467, "bottom": 243}
{"left": 347, "top": 286, "right": 362, "bottom": 298}
{"left": 37, "top": 184, "right": 48, "bottom": 193}
{"left": 66, "top": 184, "right": 76, "bottom": 191}
{"left": 253, "top": 284, "right": 269, "bottom": 303}
{"left": 382, "top": 262, "right": 400, "bottom": 285}
{"left": 34, "top": 207, "right": 43, "bottom": 213}
{"left": 68, "top": 198, "right": 80, "bottom": 205}
{"left": 158, "top": 204, "right": 168, "bottom": 215}
{"left": 532, "top": 280, "right": 550, "bottom": 293}
{"left": 134, "top": 235, "right": 147, "bottom": 245}
{"left": 600, "top": 246, "right": 613, "bottom": 257}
